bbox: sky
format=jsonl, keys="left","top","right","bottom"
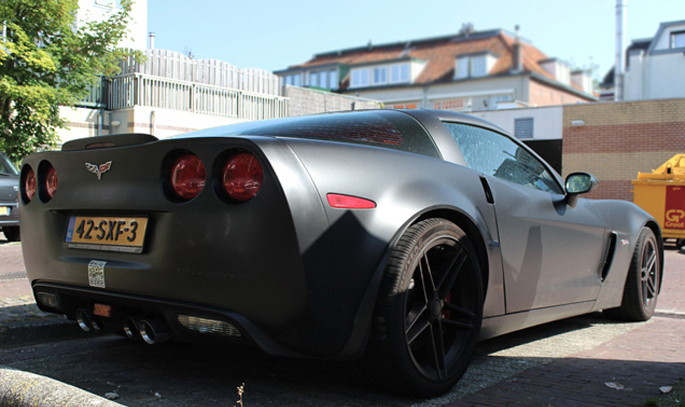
{"left": 148, "top": 0, "right": 684, "bottom": 81}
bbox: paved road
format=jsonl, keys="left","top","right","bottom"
{"left": 1, "top": 239, "right": 684, "bottom": 406}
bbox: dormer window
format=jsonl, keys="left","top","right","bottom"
{"left": 671, "top": 31, "right": 685, "bottom": 48}
{"left": 539, "top": 59, "right": 571, "bottom": 85}
{"left": 390, "top": 64, "right": 410, "bottom": 83}
{"left": 351, "top": 68, "right": 370, "bottom": 87}
{"left": 454, "top": 51, "right": 498, "bottom": 79}
{"left": 455, "top": 58, "right": 469, "bottom": 79}
{"left": 373, "top": 66, "right": 387, "bottom": 85}
{"left": 471, "top": 56, "right": 487, "bottom": 77}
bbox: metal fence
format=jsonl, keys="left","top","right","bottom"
{"left": 108, "top": 73, "right": 288, "bottom": 120}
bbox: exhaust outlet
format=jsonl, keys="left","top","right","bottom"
{"left": 139, "top": 318, "right": 171, "bottom": 345}
{"left": 75, "top": 308, "right": 94, "bottom": 332}
{"left": 122, "top": 316, "right": 143, "bottom": 341}
{"left": 91, "top": 315, "right": 119, "bottom": 334}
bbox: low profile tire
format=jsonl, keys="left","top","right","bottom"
{"left": 3, "top": 227, "right": 20, "bottom": 242}
{"left": 605, "top": 227, "right": 661, "bottom": 322}
{"left": 365, "top": 218, "right": 483, "bottom": 397}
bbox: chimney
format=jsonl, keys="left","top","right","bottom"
{"left": 614, "top": 0, "right": 627, "bottom": 101}
{"left": 511, "top": 25, "right": 523, "bottom": 73}
{"left": 148, "top": 32, "right": 155, "bottom": 50}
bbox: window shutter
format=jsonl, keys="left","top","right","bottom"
{"left": 514, "top": 117, "right": 534, "bottom": 139}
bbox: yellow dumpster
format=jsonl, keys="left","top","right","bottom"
{"left": 632, "top": 154, "right": 685, "bottom": 245}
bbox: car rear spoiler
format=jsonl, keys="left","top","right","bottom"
{"left": 62, "top": 134, "right": 158, "bottom": 151}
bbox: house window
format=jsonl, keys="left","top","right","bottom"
{"left": 390, "top": 64, "right": 410, "bottom": 83}
{"left": 514, "top": 117, "right": 534, "bottom": 139}
{"left": 351, "top": 68, "right": 370, "bottom": 87}
{"left": 373, "top": 67, "right": 387, "bottom": 85}
{"left": 309, "top": 71, "right": 318, "bottom": 87}
{"left": 293, "top": 74, "right": 301, "bottom": 87}
{"left": 283, "top": 75, "right": 293, "bottom": 86}
{"left": 671, "top": 31, "right": 685, "bottom": 48}
{"left": 455, "top": 58, "right": 469, "bottom": 79}
{"left": 319, "top": 71, "right": 328, "bottom": 88}
{"left": 329, "top": 70, "right": 338, "bottom": 89}
{"left": 471, "top": 56, "right": 487, "bottom": 77}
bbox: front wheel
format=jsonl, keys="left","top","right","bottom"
{"left": 365, "top": 218, "right": 483, "bottom": 397}
{"left": 605, "top": 227, "right": 661, "bottom": 321}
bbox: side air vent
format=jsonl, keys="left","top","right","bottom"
{"left": 600, "top": 232, "right": 618, "bottom": 281}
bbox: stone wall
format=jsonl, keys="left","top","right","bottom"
{"left": 284, "top": 85, "right": 382, "bottom": 117}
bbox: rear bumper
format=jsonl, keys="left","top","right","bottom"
{"left": 33, "top": 282, "right": 312, "bottom": 357}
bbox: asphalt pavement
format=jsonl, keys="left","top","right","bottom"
{"left": 1, "top": 236, "right": 684, "bottom": 406}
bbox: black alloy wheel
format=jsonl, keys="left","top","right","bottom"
{"left": 605, "top": 227, "right": 661, "bottom": 321}
{"left": 365, "top": 218, "right": 483, "bottom": 397}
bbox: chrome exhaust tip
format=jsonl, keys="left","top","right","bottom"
{"left": 75, "top": 308, "right": 93, "bottom": 332}
{"left": 122, "top": 316, "right": 143, "bottom": 341}
{"left": 139, "top": 318, "right": 171, "bottom": 345}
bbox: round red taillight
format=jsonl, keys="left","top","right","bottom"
{"left": 222, "top": 153, "right": 263, "bottom": 202}
{"left": 171, "top": 154, "right": 206, "bottom": 200}
{"left": 45, "top": 164, "right": 58, "bottom": 199}
{"left": 25, "top": 168, "right": 37, "bottom": 202}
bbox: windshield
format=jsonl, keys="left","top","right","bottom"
{"left": 0, "top": 154, "right": 19, "bottom": 176}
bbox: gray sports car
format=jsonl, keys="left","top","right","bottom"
{"left": 20, "top": 109, "right": 663, "bottom": 397}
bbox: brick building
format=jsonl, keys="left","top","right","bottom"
{"left": 275, "top": 26, "right": 597, "bottom": 112}
{"left": 563, "top": 98, "right": 685, "bottom": 201}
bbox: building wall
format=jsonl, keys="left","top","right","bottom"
{"left": 562, "top": 99, "right": 685, "bottom": 201}
{"left": 470, "top": 105, "right": 563, "bottom": 140}
{"left": 76, "top": 0, "right": 148, "bottom": 50}
{"left": 528, "top": 79, "right": 591, "bottom": 107}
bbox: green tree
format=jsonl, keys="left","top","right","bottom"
{"left": 0, "top": 0, "right": 143, "bottom": 164}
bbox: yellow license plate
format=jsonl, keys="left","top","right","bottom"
{"left": 65, "top": 216, "right": 148, "bottom": 252}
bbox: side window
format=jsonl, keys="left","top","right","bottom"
{"left": 444, "top": 123, "right": 563, "bottom": 194}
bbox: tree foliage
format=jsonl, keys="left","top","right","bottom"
{"left": 0, "top": 0, "right": 142, "bottom": 164}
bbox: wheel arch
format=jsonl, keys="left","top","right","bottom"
{"left": 339, "top": 205, "right": 491, "bottom": 360}
{"left": 413, "top": 208, "right": 490, "bottom": 293}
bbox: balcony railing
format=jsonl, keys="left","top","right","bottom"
{"left": 77, "top": 77, "right": 107, "bottom": 108}
{"left": 108, "top": 73, "right": 288, "bottom": 120}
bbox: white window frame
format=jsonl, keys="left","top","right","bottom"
{"left": 455, "top": 57, "right": 469, "bottom": 79}
{"left": 329, "top": 70, "right": 338, "bottom": 89}
{"left": 372, "top": 66, "right": 388, "bottom": 85}
{"left": 351, "top": 68, "right": 370, "bottom": 88}
{"left": 671, "top": 31, "right": 685, "bottom": 48}
{"left": 471, "top": 56, "right": 487, "bottom": 77}
{"left": 319, "top": 70, "right": 327, "bottom": 88}
{"left": 390, "top": 63, "right": 410, "bottom": 83}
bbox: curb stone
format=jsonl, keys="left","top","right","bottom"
{"left": 0, "top": 367, "right": 125, "bottom": 407}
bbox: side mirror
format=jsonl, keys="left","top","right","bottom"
{"left": 565, "top": 172, "right": 599, "bottom": 208}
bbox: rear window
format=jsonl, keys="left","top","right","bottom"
{"left": 182, "top": 111, "right": 441, "bottom": 159}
